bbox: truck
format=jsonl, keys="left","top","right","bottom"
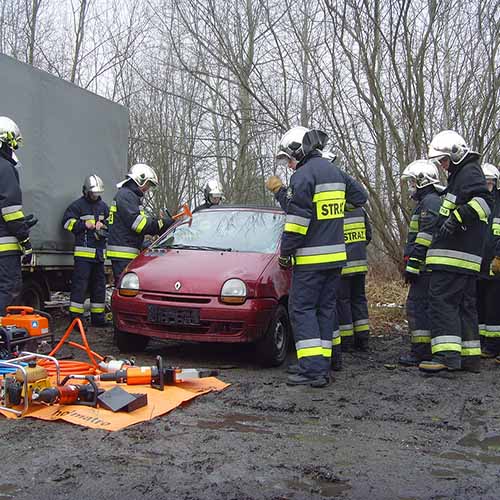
{"left": 0, "top": 54, "right": 129, "bottom": 309}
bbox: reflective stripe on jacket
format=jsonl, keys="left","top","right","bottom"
{"left": 280, "top": 152, "right": 367, "bottom": 272}
{"left": 426, "top": 154, "right": 493, "bottom": 275}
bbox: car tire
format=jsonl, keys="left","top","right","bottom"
{"left": 255, "top": 304, "right": 291, "bottom": 367}
{"left": 114, "top": 327, "right": 150, "bottom": 353}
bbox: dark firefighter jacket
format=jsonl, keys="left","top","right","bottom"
{"left": 426, "top": 153, "right": 493, "bottom": 275}
{"left": 403, "top": 185, "right": 442, "bottom": 276}
{"left": 280, "top": 151, "right": 367, "bottom": 271}
{"left": 0, "top": 147, "right": 30, "bottom": 256}
{"left": 107, "top": 180, "right": 173, "bottom": 260}
{"left": 480, "top": 188, "right": 500, "bottom": 279}
{"left": 342, "top": 206, "right": 371, "bottom": 276}
{"left": 62, "top": 196, "right": 109, "bottom": 261}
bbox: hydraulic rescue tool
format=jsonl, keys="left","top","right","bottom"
{"left": 33, "top": 375, "right": 102, "bottom": 407}
{"left": 0, "top": 352, "right": 61, "bottom": 417}
{"left": 98, "top": 355, "right": 218, "bottom": 391}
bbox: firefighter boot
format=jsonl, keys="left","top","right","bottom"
{"left": 286, "top": 373, "right": 330, "bottom": 388}
{"left": 354, "top": 335, "right": 369, "bottom": 352}
{"left": 331, "top": 348, "right": 342, "bottom": 371}
{"left": 286, "top": 364, "right": 300, "bottom": 375}
{"left": 398, "top": 352, "right": 421, "bottom": 367}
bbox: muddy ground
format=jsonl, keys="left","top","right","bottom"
{"left": 2, "top": 308, "right": 500, "bottom": 500}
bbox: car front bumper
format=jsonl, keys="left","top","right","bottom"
{"left": 112, "top": 290, "right": 278, "bottom": 343}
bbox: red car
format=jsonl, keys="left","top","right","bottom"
{"left": 111, "top": 206, "right": 292, "bottom": 366}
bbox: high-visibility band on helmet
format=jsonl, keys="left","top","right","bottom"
{"left": 415, "top": 232, "right": 433, "bottom": 247}
{"left": 294, "top": 244, "right": 346, "bottom": 266}
{"left": 0, "top": 236, "right": 21, "bottom": 252}
{"left": 107, "top": 245, "right": 139, "bottom": 260}
{"left": 354, "top": 319, "right": 369, "bottom": 333}
{"left": 90, "top": 303, "right": 105, "bottom": 313}
{"left": 467, "top": 197, "right": 490, "bottom": 223}
{"left": 341, "top": 259, "right": 368, "bottom": 275}
{"left": 296, "top": 339, "right": 332, "bottom": 359}
{"left": 2, "top": 204, "right": 25, "bottom": 222}
{"left": 64, "top": 218, "right": 77, "bottom": 231}
{"left": 411, "top": 330, "right": 431, "bottom": 344}
{"left": 426, "top": 249, "right": 481, "bottom": 272}
{"left": 74, "top": 247, "right": 97, "bottom": 259}
{"left": 131, "top": 214, "right": 147, "bottom": 234}
{"left": 69, "top": 302, "right": 85, "bottom": 314}
{"left": 461, "top": 340, "right": 481, "bottom": 356}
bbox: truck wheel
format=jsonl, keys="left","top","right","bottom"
{"left": 114, "top": 327, "right": 149, "bottom": 353}
{"left": 255, "top": 304, "right": 291, "bottom": 367}
{"left": 18, "top": 280, "right": 48, "bottom": 310}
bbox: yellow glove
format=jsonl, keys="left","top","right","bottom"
{"left": 491, "top": 256, "right": 500, "bottom": 275}
{"left": 266, "top": 176, "right": 283, "bottom": 194}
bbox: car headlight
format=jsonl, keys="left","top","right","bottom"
{"left": 119, "top": 272, "right": 140, "bottom": 297}
{"left": 220, "top": 278, "right": 247, "bottom": 304}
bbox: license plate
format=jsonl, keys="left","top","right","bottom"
{"left": 147, "top": 304, "right": 200, "bottom": 326}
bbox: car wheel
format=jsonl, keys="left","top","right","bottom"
{"left": 114, "top": 327, "right": 150, "bottom": 353}
{"left": 255, "top": 304, "right": 291, "bottom": 367}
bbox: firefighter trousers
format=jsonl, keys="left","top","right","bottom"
{"left": 337, "top": 274, "right": 369, "bottom": 349}
{"left": 477, "top": 278, "right": 500, "bottom": 356}
{"left": 69, "top": 259, "right": 106, "bottom": 324}
{"left": 428, "top": 271, "right": 480, "bottom": 370}
{"left": 289, "top": 268, "right": 340, "bottom": 378}
{"left": 0, "top": 255, "right": 22, "bottom": 316}
{"left": 406, "top": 273, "right": 432, "bottom": 360}
{"left": 111, "top": 259, "right": 131, "bottom": 286}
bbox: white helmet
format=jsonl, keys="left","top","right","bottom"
{"left": 482, "top": 162, "right": 500, "bottom": 190}
{"left": 0, "top": 116, "right": 22, "bottom": 150}
{"left": 276, "top": 126, "right": 310, "bottom": 161}
{"left": 117, "top": 163, "right": 159, "bottom": 188}
{"left": 401, "top": 160, "right": 440, "bottom": 189}
{"left": 428, "top": 130, "right": 470, "bottom": 165}
{"left": 204, "top": 180, "right": 223, "bottom": 203}
{"left": 83, "top": 175, "right": 105, "bottom": 197}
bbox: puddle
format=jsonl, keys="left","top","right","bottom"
{"left": 284, "top": 478, "right": 351, "bottom": 498}
{"left": 431, "top": 467, "right": 476, "bottom": 479}
{"left": 0, "top": 484, "right": 22, "bottom": 500}
{"left": 197, "top": 413, "right": 275, "bottom": 434}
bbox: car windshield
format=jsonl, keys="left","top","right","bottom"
{"left": 154, "top": 209, "right": 284, "bottom": 253}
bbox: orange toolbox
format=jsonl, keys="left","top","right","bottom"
{"left": 0, "top": 306, "right": 49, "bottom": 337}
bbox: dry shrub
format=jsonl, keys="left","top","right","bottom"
{"left": 366, "top": 274, "right": 408, "bottom": 336}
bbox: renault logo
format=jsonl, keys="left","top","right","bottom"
{"left": 174, "top": 281, "right": 182, "bottom": 291}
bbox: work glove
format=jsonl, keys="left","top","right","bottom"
{"left": 19, "top": 238, "right": 33, "bottom": 265}
{"left": 266, "top": 176, "right": 283, "bottom": 194}
{"left": 403, "top": 270, "right": 419, "bottom": 285}
{"left": 491, "top": 256, "right": 500, "bottom": 275}
{"left": 23, "top": 214, "right": 39, "bottom": 228}
{"left": 439, "top": 214, "right": 461, "bottom": 239}
{"left": 95, "top": 225, "right": 109, "bottom": 241}
{"left": 278, "top": 255, "right": 292, "bottom": 269}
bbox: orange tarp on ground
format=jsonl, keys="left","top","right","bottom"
{"left": 0, "top": 378, "right": 229, "bottom": 431}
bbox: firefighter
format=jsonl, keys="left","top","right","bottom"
{"left": 62, "top": 175, "right": 109, "bottom": 326}
{"left": 275, "top": 126, "right": 367, "bottom": 387}
{"left": 398, "top": 160, "right": 442, "bottom": 366}
{"left": 0, "top": 116, "right": 37, "bottom": 315}
{"left": 419, "top": 131, "right": 492, "bottom": 373}
{"left": 477, "top": 163, "right": 500, "bottom": 358}
{"left": 322, "top": 150, "right": 372, "bottom": 359}
{"left": 107, "top": 163, "right": 173, "bottom": 284}
{"left": 193, "top": 180, "right": 223, "bottom": 212}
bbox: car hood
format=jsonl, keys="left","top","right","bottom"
{"left": 128, "top": 249, "right": 276, "bottom": 295}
